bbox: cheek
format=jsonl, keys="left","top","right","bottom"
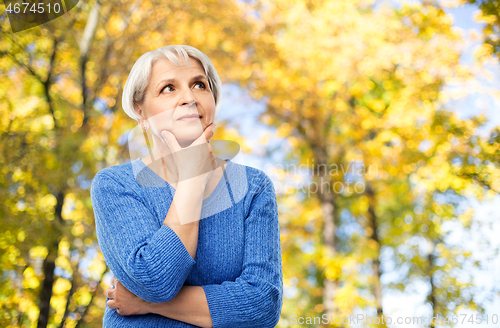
{"left": 203, "top": 98, "right": 216, "bottom": 125}
{"left": 204, "top": 111, "right": 215, "bottom": 126}
{"left": 148, "top": 109, "right": 175, "bottom": 135}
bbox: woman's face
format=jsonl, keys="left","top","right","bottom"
{"left": 135, "top": 56, "right": 215, "bottom": 147}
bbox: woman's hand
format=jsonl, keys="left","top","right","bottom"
{"left": 161, "top": 123, "right": 217, "bottom": 186}
{"left": 106, "top": 277, "right": 150, "bottom": 316}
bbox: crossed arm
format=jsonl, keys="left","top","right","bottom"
{"left": 106, "top": 280, "right": 212, "bottom": 328}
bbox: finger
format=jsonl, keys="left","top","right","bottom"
{"left": 111, "top": 276, "right": 117, "bottom": 288}
{"left": 192, "top": 123, "right": 216, "bottom": 146}
{"left": 105, "top": 288, "right": 116, "bottom": 299}
{"left": 205, "top": 129, "right": 218, "bottom": 170}
{"left": 205, "top": 123, "right": 217, "bottom": 142}
{"left": 203, "top": 123, "right": 217, "bottom": 143}
{"left": 161, "top": 130, "right": 181, "bottom": 153}
{"left": 207, "top": 143, "right": 216, "bottom": 170}
{"left": 107, "top": 299, "right": 117, "bottom": 309}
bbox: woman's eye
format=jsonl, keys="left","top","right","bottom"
{"left": 161, "top": 83, "right": 205, "bottom": 92}
{"left": 162, "top": 85, "right": 174, "bottom": 92}
{"left": 194, "top": 82, "right": 206, "bottom": 89}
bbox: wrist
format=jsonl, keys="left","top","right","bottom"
{"left": 176, "top": 175, "right": 210, "bottom": 193}
{"left": 149, "top": 300, "right": 172, "bottom": 317}
{"left": 147, "top": 301, "right": 158, "bottom": 315}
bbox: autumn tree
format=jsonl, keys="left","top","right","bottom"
{"left": 464, "top": 0, "right": 500, "bottom": 60}
{"left": 239, "top": 0, "right": 500, "bottom": 326}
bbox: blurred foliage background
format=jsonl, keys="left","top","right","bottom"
{"left": 1, "top": 0, "right": 500, "bottom": 327}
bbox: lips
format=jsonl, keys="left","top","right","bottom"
{"left": 178, "top": 114, "right": 201, "bottom": 120}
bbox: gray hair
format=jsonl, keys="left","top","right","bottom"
{"left": 122, "top": 45, "right": 222, "bottom": 121}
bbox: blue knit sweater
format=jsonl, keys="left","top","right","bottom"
{"left": 90, "top": 157, "right": 283, "bottom": 327}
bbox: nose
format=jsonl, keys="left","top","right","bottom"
{"left": 180, "top": 88, "right": 196, "bottom": 107}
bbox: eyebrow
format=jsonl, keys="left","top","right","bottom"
{"left": 155, "top": 74, "right": 208, "bottom": 89}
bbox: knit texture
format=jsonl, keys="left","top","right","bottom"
{"left": 91, "top": 157, "right": 283, "bottom": 327}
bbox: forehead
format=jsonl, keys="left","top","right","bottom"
{"left": 150, "top": 56, "right": 205, "bottom": 81}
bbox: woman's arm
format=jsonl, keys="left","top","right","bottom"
{"left": 160, "top": 126, "right": 218, "bottom": 258}
{"left": 162, "top": 177, "right": 205, "bottom": 258}
{"left": 149, "top": 286, "right": 212, "bottom": 328}
{"left": 92, "top": 172, "right": 198, "bottom": 303}
{"left": 107, "top": 282, "right": 212, "bottom": 328}
{"left": 106, "top": 170, "right": 283, "bottom": 328}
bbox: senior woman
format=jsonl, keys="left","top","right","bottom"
{"left": 90, "top": 45, "right": 283, "bottom": 328}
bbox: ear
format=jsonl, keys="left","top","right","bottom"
{"left": 133, "top": 102, "right": 143, "bottom": 119}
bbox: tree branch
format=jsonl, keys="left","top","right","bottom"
{"left": 75, "top": 267, "right": 109, "bottom": 328}
{"left": 58, "top": 262, "right": 79, "bottom": 328}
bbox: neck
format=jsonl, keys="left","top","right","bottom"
{"left": 142, "top": 135, "right": 218, "bottom": 183}
{"left": 144, "top": 148, "right": 178, "bottom": 183}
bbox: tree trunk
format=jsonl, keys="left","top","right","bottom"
{"left": 79, "top": 0, "right": 101, "bottom": 127}
{"left": 58, "top": 263, "right": 78, "bottom": 328}
{"left": 75, "top": 267, "right": 108, "bottom": 328}
{"left": 366, "top": 183, "right": 384, "bottom": 317}
{"left": 428, "top": 241, "right": 437, "bottom": 328}
{"left": 314, "top": 151, "right": 339, "bottom": 317}
{"left": 37, "top": 190, "right": 65, "bottom": 328}
{"left": 36, "top": 241, "right": 59, "bottom": 328}
{"left": 321, "top": 191, "right": 337, "bottom": 316}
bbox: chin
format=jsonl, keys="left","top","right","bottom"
{"left": 173, "top": 127, "right": 205, "bottom": 144}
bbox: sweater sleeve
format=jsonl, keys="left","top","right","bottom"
{"left": 91, "top": 170, "right": 196, "bottom": 303}
{"left": 201, "top": 173, "right": 283, "bottom": 328}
